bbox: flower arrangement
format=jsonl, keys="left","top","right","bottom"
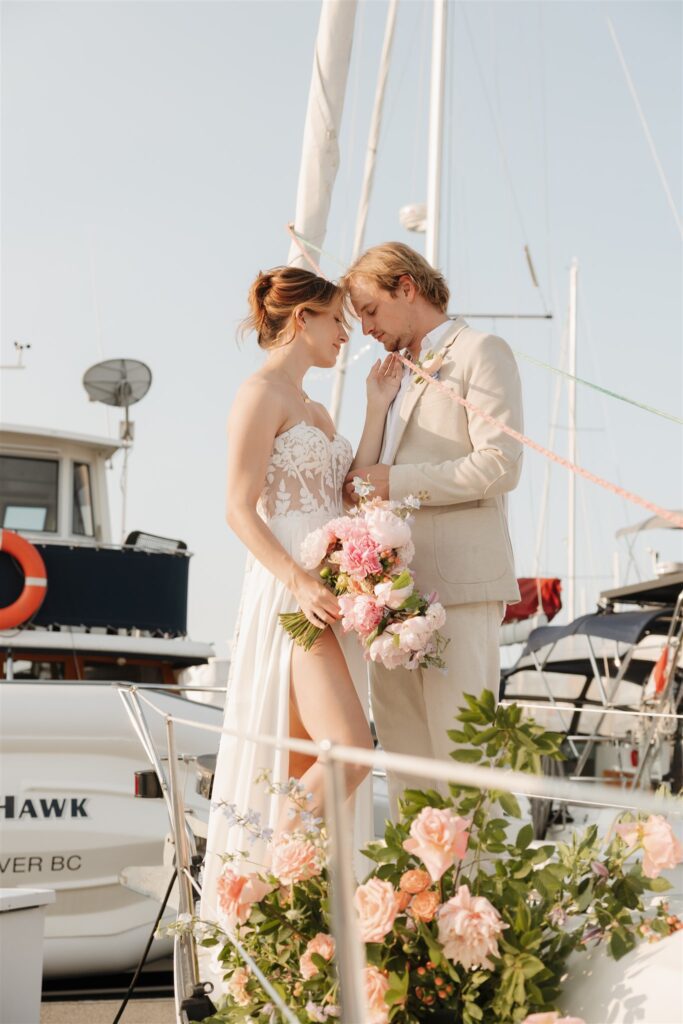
{"left": 279, "top": 483, "right": 448, "bottom": 671}
{"left": 188, "top": 692, "right": 682, "bottom": 1024}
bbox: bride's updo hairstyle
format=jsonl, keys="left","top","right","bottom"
{"left": 241, "top": 266, "right": 345, "bottom": 349}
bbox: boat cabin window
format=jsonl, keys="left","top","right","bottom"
{"left": 82, "top": 660, "right": 167, "bottom": 684}
{"left": 4, "top": 657, "right": 67, "bottom": 680}
{"left": 72, "top": 462, "right": 95, "bottom": 536}
{"left": 0, "top": 455, "right": 59, "bottom": 533}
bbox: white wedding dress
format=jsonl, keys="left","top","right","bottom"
{"left": 200, "top": 422, "right": 373, "bottom": 970}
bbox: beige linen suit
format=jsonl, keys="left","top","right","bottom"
{"left": 371, "top": 316, "right": 523, "bottom": 815}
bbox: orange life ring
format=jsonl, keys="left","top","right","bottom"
{"left": 0, "top": 529, "right": 48, "bottom": 629}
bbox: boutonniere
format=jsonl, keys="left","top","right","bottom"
{"left": 411, "top": 349, "right": 445, "bottom": 386}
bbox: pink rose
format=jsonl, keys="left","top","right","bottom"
{"left": 522, "top": 1016, "right": 586, "bottom": 1024}
{"left": 216, "top": 867, "right": 271, "bottom": 928}
{"left": 299, "top": 932, "right": 336, "bottom": 980}
{"left": 339, "top": 527, "right": 382, "bottom": 579}
{"left": 339, "top": 593, "right": 384, "bottom": 636}
{"left": 397, "top": 615, "right": 434, "bottom": 653}
{"left": 364, "top": 966, "right": 391, "bottom": 1024}
{"left": 437, "top": 884, "right": 508, "bottom": 970}
{"left": 226, "top": 966, "right": 251, "bottom": 1006}
{"left": 271, "top": 834, "right": 323, "bottom": 885}
{"left": 616, "top": 815, "right": 683, "bottom": 878}
{"left": 368, "top": 628, "right": 412, "bottom": 670}
{"left": 403, "top": 806, "right": 470, "bottom": 881}
{"left": 374, "top": 578, "right": 414, "bottom": 610}
{"left": 364, "top": 508, "right": 412, "bottom": 550}
{"left": 354, "top": 877, "right": 402, "bottom": 943}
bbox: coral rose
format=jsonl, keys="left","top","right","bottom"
{"left": 271, "top": 834, "right": 322, "bottom": 885}
{"left": 216, "top": 867, "right": 271, "bottom": 928}
{"left": 364, "top": 966, "right": 391, "bottom": 1024}
{"left": 364, "top": 508, "right": 412, "bottom": 550}
{"left": 437, "top": 884, "right": 508, "bottom": 970}
{"left": 403, "top": 806, "right": 470, "bottom": 881}
{"left": 615, "top": 814, "right": 683, "bottom": 878}
{"left": 399, "top": 868, "right": 431, "bottom": 894}
{"left": 299, "top": 932, "right": 335, "bottom": 980}
{"left": 226, "top": 966, "right": 251, "bottom": 1006}
{"left": 354, "top": 877, "right": 402, "bottom": 943}
{"left": 409, "top": 889, "right": 441, "bottom": 923}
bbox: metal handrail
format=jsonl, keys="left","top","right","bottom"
{"left": 116, "top": 683, "right": 683, "bottom": 1024}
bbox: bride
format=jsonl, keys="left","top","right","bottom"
{"left": 200, "top": 266, "right": 402, "bottom": 939}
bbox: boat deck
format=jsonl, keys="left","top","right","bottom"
{"left": 41, "top": 998, "right": 175, "bottom": 1023}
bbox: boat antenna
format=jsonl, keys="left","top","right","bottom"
{"left": 82, "top": 358, "right": 152, "bottom": 543}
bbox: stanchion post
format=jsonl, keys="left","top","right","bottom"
{"left": 320, "top": 739, "right": 368, "bottom": 1024}
{"left": 165, "top": 715, "right": 200, "bottom": 1000}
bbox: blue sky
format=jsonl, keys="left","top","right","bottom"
{"left": 2, "top": 1, "right": 681, "bottom": 655}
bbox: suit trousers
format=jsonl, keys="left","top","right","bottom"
{"left": 370, "top": 600, "right": 503, "bottom": 819}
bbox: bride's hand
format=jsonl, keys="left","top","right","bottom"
{"left": 292, "top": 574, "right": 340, "bottom": 629}
{"left": 366, "top": 354, "right": 402, "bottom": 408}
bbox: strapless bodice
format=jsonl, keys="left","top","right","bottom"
{"left": 257, "top": 421, "right": 353, "bottom": 523}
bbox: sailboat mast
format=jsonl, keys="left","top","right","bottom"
{"left": 425, "top": 0, "right": 448, "bottom": 267}
{"left": 287, "top": 0, "right": 358, "bottom": 269}
{"left": 330, "top": 0, "right": 398, "bottom": 424}
{"left": 567, "top": 259, "right": 579, "bottom": 621}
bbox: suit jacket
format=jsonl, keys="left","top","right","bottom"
{"left": 388, "top": 317, "right": 523, "bottom": 606}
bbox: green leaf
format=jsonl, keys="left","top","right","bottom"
{"left": 644, "top": 876, "right": 673, "bottom": 892}
{"left": 450, "top": 748, "right": 484, "bottom": 763}
{"left": 499, "top": 792, "right": 522, "bottom": 818}
{"left": 516, "top": 824, "right": 534, "bottom": 851}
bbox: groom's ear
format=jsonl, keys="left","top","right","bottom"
{"left": 397, "top": 274, "right": 417, "bottom": 302}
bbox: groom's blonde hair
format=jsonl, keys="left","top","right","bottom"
{"left": 342, "top": 242, "right": 450, "bottom": 312}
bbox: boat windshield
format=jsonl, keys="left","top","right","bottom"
{"left": 0, "top": 455, "right": 59, "bottom": 533}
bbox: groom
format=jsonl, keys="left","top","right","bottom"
{"left": 342, "top": 242, "right": 523, "bottom": 817}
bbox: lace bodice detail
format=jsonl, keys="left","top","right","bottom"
{"left": 258, "top": 421, "right": 353, "bottom": 521}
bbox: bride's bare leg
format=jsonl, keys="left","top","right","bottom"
{"left": 277, "top": 629, "right": 372, "bottom": 838}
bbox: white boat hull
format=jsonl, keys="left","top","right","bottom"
{"left": 0, "top": 682, "right": 222, "bottom": 976}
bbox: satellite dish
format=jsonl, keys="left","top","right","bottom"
{"left": 82, "top": 358, "right": 153, "bottom": 543}
{"left": 83, "top": 358, "right": 152, "bottom": 408}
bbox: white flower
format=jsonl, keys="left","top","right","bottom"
{"left": 300, "top": 527, "right": 330, "bottom": 570}
{"left": 374, "top": 578, "right": 414, "bottom": 609}
{"left": 397, "top": 615, "right": 434, "bottom": 652}
{"left": 364, "top": 507, "right": 412, "bottom": 549}
{"left": 426, "top": 601, "right": 446, "bottom": 629}
{"left": 352, "top": 476, "right": 375, "bottom": 498}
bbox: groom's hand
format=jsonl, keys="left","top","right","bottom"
{"left": 344, "top": 464, "right": 391, "bottom": 501}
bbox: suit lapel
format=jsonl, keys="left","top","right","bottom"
{"left": 391, "top": 317, "right": 469, "bottom": 457}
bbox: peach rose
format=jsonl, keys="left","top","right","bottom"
{"left": 364, "top": 965, "right": 391, "bottom": 1024}
{"left": 396, "top": 890, "right": 412, "bottom": 912}
{"left": 403, "top": 806, "right": 470, "bottom": 881}
{"left": 216, "top": 867, "right": 271, "bottom": 928}
{"left": 354, "top": 877, "right": 402, "bottom": 943}
{"left": 409, "top": 889, "right": 441, "bottom": 923}
{"left": 271, "top": 834, "right": 323, "bottom": 885}
{"left": 615, "top": 815, "right": 683, "bottom": 878}
{"left": 399, "top": 868, "right": 432, "bottom": 894}
{"left": 226, "top": 966, "right": 251, "bottom": 1006}
{"left": 437, "top": 884, "right": 508, "bottom": 970}
{"left": 299, "top": 932, "right": 336, "bottom": 980}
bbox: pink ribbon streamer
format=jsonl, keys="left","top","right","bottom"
{"left": 397, "top": 353, "right": 683, "bottom": 530}
{"left": 285, "top": 222, "right": 683, "bottom": 530}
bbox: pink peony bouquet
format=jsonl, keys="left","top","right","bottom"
{"left": 279, "top": 481, "right": 448, "bottom": 671}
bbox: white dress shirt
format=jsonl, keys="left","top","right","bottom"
{"left": 380, "top": 319, "right": 453, "bottom": 465}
